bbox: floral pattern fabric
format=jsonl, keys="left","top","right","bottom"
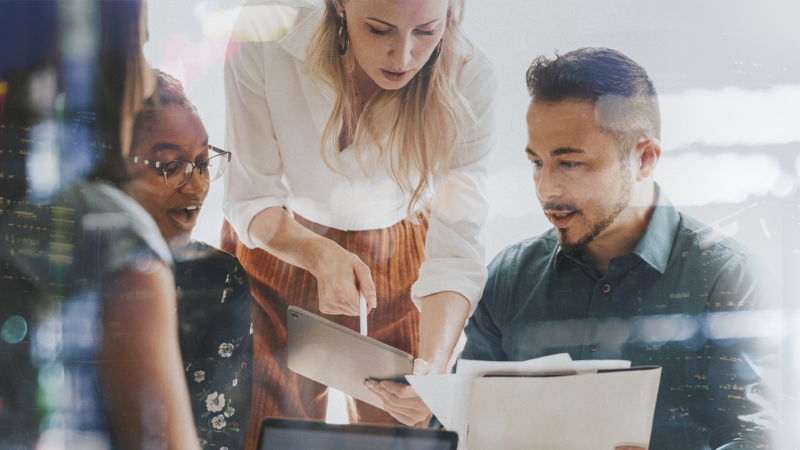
{"left": 173, "top": 241, "right": 254, "bottom": 450}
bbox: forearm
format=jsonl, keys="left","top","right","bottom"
{"left": 98, "top": 264, "right": 197, "bottom": 449}
{"left": 247, "top": 206, "right": 331, "bottom": 274}
{"left": 418, "top": 291, "right": 470, "bottom": 374}
{"left": 249, "top": 207, "right": 376, "bottom": 315}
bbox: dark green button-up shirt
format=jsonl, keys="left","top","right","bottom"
{"left": 463, "top": 186, "right": 778, "bottom": 449}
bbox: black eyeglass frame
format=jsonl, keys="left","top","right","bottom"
{"left": 126, "top": 145, "right": 231, "bottom": 188}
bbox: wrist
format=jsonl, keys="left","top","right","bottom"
{"left": 418, "top": 291, "right": 470, "bottom": 375}
{"left": 303, "top": 236, "right": 336, "bottom": 276}
{"left": 419, "top": 354, "right": 449, "bottom": 375}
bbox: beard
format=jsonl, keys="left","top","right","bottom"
{"left": 551, "top": 166, "right": 634, "bottom": 256}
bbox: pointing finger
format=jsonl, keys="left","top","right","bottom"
{"left": 354, "top": 263, "right": 377, "bottom": 310}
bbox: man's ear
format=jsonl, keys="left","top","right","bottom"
{"left": 634, "top": 138, "right": 661, "bottom": 182}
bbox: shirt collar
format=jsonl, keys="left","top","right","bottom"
{"left": 280, "top": 0, "right": 325, "bottom": 61}
{"left": 552, "top": 183, "right": 680, "bottom": 275}
{"left": 630, "top": 183, "right": 679, "bottom": 274}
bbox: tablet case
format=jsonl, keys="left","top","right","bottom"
{"left": 286, "top": 305, "right": 415, "bottom": 409}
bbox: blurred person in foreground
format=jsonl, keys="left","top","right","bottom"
{"left": 460, "top": 48, "right": 781, "bottom": 449}
{"left": 0, "top": 1, "right": 197, "bottom": 448}
{"left": 126, "top": 69, "right": 253, "bottom": 450}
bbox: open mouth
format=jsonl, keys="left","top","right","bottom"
{"left": 547, "top": 209, "right": 579, "bottom": 227}
{"left": 168, "top": 204, "right": 201, "bottom": 231}
{"left": 181, "top": 205, "right": 198, "bottom": 221}
{"left": 380, "top": 69, "right": 410, "bottom": 82}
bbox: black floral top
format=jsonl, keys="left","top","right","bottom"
{"left": 173, "top": 241, "right": 253, "bottom": 450}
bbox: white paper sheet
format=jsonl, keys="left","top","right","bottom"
{"left": 407, "top": 355, "right": 634, "bottom": 450}
{"left": 467, "top": 367, "right": 661, "bottom": 450}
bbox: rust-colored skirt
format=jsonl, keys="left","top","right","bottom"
{"left": 221, "top": 214, "right": 428, "bottom": 450}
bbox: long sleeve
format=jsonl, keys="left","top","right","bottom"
{"left": 410, "top": 52, "right": 498, "bottom": 316}
{"left": 461, "top": 247, "right": 509, "bottom": 362}
{"left": 222, "top": 15, "right": 292, "bottom": 249}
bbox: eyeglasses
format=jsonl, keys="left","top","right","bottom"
{"left": 127, "top": 145, "right": 231, "bottom": 188}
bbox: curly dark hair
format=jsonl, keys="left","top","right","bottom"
{"left": 130, "top": 69, "right": 198, "bottom": 152}
{"left": 526, "top": 47, "right": 660, "bottom": 155}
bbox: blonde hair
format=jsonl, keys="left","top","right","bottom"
{"left": 304, "top": 0, "right": 473, "bottom": 216}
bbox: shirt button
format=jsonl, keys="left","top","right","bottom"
{"left": 601, "top": 284, "right": 611, "bottom": 293}
{"left": 590, "top": 343, "right": 599, "bottom": 352}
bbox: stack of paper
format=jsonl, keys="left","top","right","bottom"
{"left": 407, "top": 354, "right": 660, "bottom": 450}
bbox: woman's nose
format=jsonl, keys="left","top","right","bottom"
{"left": 389, "top": 36, "right": 413, "bottom": 69}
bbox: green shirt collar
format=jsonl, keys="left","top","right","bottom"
{"left": 554, "top": 183, "right": 680, "bottom": 276}
{"left": 630, "top": 183, "right": 679, "bottom": 275}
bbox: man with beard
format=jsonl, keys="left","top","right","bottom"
{"left": 461, "top": 48, "right": 778, "bottom": 449}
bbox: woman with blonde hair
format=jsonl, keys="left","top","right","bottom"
{"left": 222, "top": 0, "right": 495, "bottom": 442}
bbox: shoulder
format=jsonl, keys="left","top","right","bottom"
{"left": 457, "top": 47, "right": 497, "bottom": 99}
{"left": 175, "top": 241, "right": 246, "bottom": 271}
{"left": 672, "top": 211, "right": 774, "bottom": 308}
{"left": 81, "top": 182, "right": 172, "bottom": 264}
{"left": 673, "top": 211, "right": 755, "bottom": 269}
{"left": 230, "top": 0, "right": 318, "bottom": 49}
{"left": 451, "top": 47, "right": 497, "bottom": 164}
{"left": 239, "top": 0, "right": 319, "bottom": 9}
{"left": 233, "top": 0, "right": 319, "bottom": 28}
{"left": 174, "top": 241, "right": 250, "bottom": 286}
{"left": 69, "top": 181, "right": 173, "bottom": 267}
{"left": 0, "top": 181, "right": 172, "bottom": 286}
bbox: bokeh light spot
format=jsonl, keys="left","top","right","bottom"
{"left": 1, "top": 315, "right": 28, "bottom": 344}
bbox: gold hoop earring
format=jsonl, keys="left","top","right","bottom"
{"left": 424, "top": 39, "right": 443, "bottom": 69}
{"left": 432, "top": 39, "right": 443, "bottom": 60}
{"left": 337, "top": 11, "right": 349, "bottom": 55}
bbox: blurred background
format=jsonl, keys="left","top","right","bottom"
{"left": 141, "top": 0, "right": 800, "bottom": 430}
{"left": 145, "top": 0, "right": 799, "bottom": 275}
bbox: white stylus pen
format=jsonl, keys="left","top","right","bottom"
{"left": 359, "top": 293, "right": 368, "bottom": 336}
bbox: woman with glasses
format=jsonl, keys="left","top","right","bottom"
{"left": 126, "top": 70, "right": 253, "bottom": 450}
{"left": 222, "top": 0, "right": 496, "bottom": 440}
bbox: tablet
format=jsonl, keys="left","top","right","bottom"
{"left": 257, "top": 418, "right": 458, "bottom": 450}
{"left": 287, "top": 305, "right": 414, "bottom": 409}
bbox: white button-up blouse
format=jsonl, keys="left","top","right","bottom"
{"left": 222, "top": 0, "right": 497, "bottom": 315}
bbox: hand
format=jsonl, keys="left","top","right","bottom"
{"left": 309, "top": 238, "right": 377, "bottom": 316}
{"left": 364, "top": 359, "right": 432, "bottom": 426}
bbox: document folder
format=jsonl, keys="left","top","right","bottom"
{"left": 466, "top": 366, "right": 661, "bottom": 450}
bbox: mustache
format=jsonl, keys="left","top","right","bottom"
{"left": 542, "top": 202, "right": 579, "bottom": 213}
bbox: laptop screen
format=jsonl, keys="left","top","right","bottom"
{"left": 258, "top": 418, "right": 457, "bottom": 450}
